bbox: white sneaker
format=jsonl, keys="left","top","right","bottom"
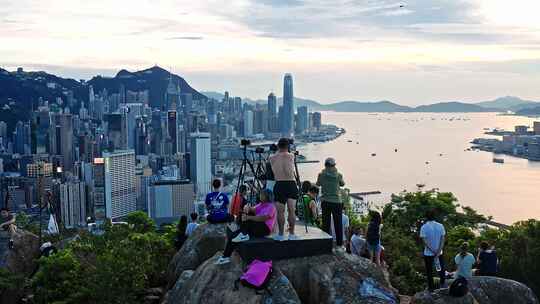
{"left": 288, "top": 234, "right": 300, "bottom": 241}
{"left": 214, "top": 256, "right": 231, "bottom": 265}
{"left": 232, "top": 233, "right": 250, "bottom": 243}
{"left": 273, "top": 234, "right": 285, "bottom": 241}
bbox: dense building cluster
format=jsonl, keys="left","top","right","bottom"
{"left": 0, "top": 69, "right": 329, "bottom": 230}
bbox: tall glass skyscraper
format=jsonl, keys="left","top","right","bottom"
{"left": 282, "top": 73, "right": 294, "bottom": 136}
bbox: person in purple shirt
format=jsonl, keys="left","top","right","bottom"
{"left": 205, "top": 179, "right": 234, "bottom": 224}
{"left": 215, "top": 189, "right": 277, "bottom": 265}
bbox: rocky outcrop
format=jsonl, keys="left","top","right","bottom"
{"left": 413, "top": 276, "right": 539, "bottom": 304}
{"left": 275, "top": 249, "right": 398, "bottom": 304}
{"left": 165, "top": 253, "right": 301, "bottom": 304}
{"left": 0, "top": 229, "right": 40, "bottom": 275}
{"left": 0, "top": 229, "right": 40, "bottom": 304}
{"left": 166, "top": 223, "right": 228, "bottom": 287}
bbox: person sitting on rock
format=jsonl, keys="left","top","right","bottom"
{"left": 205, "top": 179, "right": 234, "bottom": 224}
{"left": 454, "top": 242, "right": 476, "bottom": 279}
{"left": 475, "top": 241, "right": 498, "bottom": 277}
{"left": 230, "top": 184, "right": 248, "bottom": 220}
{"left": 186, "top": 213, "right": 199, "bottom": 237}
{"left": 215, "top": 189, "right": 277, "bottom": 265}
{"left": 299, "top": 185, "right": 319, "bottom": 225}
{"left": 0, "top": 207, "right": 16, "bottom": 249}
{"left": 175, "top": 215, "right": 188, "bottom": 250}
{"left": 350, "top": 227, "right": 367, "bottom": 257}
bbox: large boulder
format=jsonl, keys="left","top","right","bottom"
{"left": 166, "top": 252, "right": 301, "bottom": 304}
{"left": 0, "top": 229, "right": 40, "bottom": 275}
{"left": 275, "top": 249, "right": 398, "bottom": 304}
{"left": 166, "top": 223, "right": 227, "bottom": 287}
{"left": 0, "top": 229, "right": 40, "bottom": 304}
{"left": 413, "top": 276, "right": 539, "bottom": 304}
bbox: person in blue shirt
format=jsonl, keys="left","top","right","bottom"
{"left": 205, "top": 179, "right": 234, "bottom": 224}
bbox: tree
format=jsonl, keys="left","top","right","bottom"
{"left": 31, "top": 211, "right": 175, "bottom": 304}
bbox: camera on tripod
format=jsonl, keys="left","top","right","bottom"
{"left": 241, "top": 139, "right": 251, "bottom": 146}
{"left": 255, "top": 147, "right": 265, "bottom": 154}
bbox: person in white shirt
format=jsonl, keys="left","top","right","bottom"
{"left": 331, "top": 213, "right": 349, "bottom": 248}
{"left": 350, "top": 227, "right": 367, "bottom": 256}
{"left": 186, "top": 213, "right": 199, "bottom": 237}
{"left": 420, "top": 210, "right": 446, "bottom": 291}
{"left": 454, "top": 242, "right": 475, "bottom": 279}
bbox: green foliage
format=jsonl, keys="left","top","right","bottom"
{"left": 126, "top": 211, "right": 156, "bottom": 233}
{"left": 0, "top": 268, "right": 25, "bottom": 293}
{"left": 376, "top": 190, "right": 488, "bottom": 295}
{"left": 15, "top": 211, "right": 39, "bottom": 235}
{"left": 31, "top": 212, "right": 175, "bottom": 304}
{"left": 486, "top": 220, "right": 540, "bottom": 295}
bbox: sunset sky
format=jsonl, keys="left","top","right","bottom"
{"left": 2, "top": 0, "right": 540, "bottom": 105}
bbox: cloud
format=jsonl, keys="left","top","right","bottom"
{"left": 166, "top": 36, "right": 204, "bottom": 40}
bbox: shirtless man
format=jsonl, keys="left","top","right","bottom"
{"left": 269, "top": 138, "right": 299, "bottom": 241}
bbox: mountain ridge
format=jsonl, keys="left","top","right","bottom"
{"left": 202, "top": 91, "right": 502, "bottom": 113}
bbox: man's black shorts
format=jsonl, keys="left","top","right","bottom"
{"left": 273, "top": 181, "right": 299, "bottom": 204}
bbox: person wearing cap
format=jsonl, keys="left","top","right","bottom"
{"left": 316, "top": 157, "right": 346, "bottom": 247}
{"left": 269, "top": 138, "right": 299, "bottom": 241}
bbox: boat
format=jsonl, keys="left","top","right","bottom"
{"left": 395, "top": 149, "right": 398, "bottom": 152}
{"left": 347, "top": 140, "right": 352, "bottom": 143}
{"left": 493, "top": 158, "right": 504, "bottom": 164}
{"left": 371, "top": 153, "right": 376, "bottom": 157}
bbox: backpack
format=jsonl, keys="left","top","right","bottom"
{"left": 449, "top": 277, "right": 469, "bottom": 297}
{"left": 235, "top": 260, "right": 273, "bottom": 294}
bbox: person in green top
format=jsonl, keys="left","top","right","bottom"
{"left": 300, "top": 186, "right": 319, "bottom": 225}
{"left": 316, "top": 157, "right": 346, "bottom": 247}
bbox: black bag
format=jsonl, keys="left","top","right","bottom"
{"left": 449, "top": 277, "right": 469, "bottom": 297}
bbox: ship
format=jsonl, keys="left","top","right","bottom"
{"left": 493, "top": 158, "right": 504, "bottom": 164}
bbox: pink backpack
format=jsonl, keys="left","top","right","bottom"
{"left": 237, "top": 260, "right": 273, "bottom": 291}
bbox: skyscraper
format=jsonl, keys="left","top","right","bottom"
{"left": 167, "top": 111, "right": 178, "bottom": 154}
{"left": 313, "top": 112, "right": 322, "bottom": 130}
{"left": 103, "top": 150, "right": 137, "bottom": 219}
{"left": 296, "top": 106, "right": 309, "bottom": 134}
{"left": 189, "top": 132, "right": 211, "bottom": 198}
{"left": 50, "top": 113, "right": 74, "bottom": 172}
{"left": 268, "top": 92, "right": 277, "bottom": 117}
{"left": 282, "top": 73, "right": 294, "bottom": 136}
{"left": 243, "top": 110, "right": 254, "bottom": 137}
{"left": 88, "top": 85, "right": 95, "bottom": 118}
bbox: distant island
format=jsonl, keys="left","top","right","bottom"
{"left": 203, "top": 92, "right": 540, "bottom": 114}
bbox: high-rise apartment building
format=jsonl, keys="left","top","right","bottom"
{"left": 103, "top": 150, "right": 137, "bottom": 219}
{"left": 147, "top": 180, "right": 195, "bottom": 222}
{"left": 60, "top": 178, "right": 87, "bottom": 228}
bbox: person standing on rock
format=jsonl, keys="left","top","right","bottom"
{"left": 420, "top": 209, "right": 447, "bottom": 291}
{"left": 0, "top": 207, "right": 16, "bottom": 249}
{"left": 215, "top": 189, "right": 277, "bottom": 265}
{"left": 316, "top": 157, "right": 346, "bottom": 248}
{"left": 269, "top": 138, "right": 299, "bottom": 241}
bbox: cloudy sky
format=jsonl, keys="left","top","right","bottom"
{"left": 2, "top": 0, "right": 540, "bottom": 105}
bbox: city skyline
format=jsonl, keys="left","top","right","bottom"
{"left": 2, "top": 1, "right": 540, "bottom": 105}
